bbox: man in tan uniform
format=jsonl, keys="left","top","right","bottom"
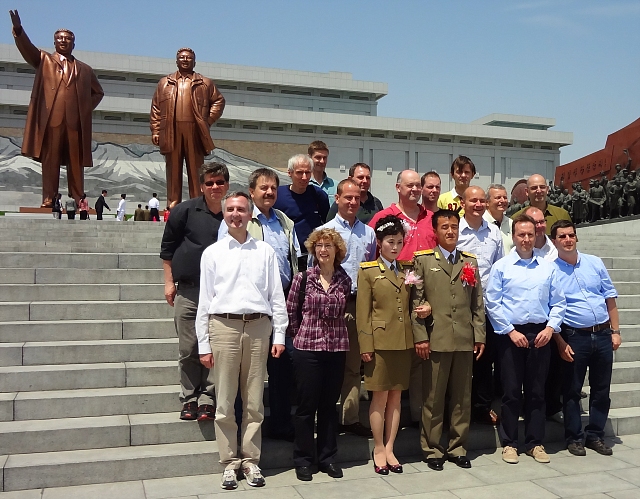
{"left": 150, "top": 48, "right": 225, "bottom": 208}
{"left": 412, "top": 209, "right": 485, "bottom": 471}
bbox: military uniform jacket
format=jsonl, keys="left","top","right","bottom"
{"left": 356, "top": 258, "right": 414, "bottom": 354}
{"left": 411, "top": 249, "right": 485, "bottom": 352}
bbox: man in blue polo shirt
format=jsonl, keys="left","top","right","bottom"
{"left": 550, "top": 219, "right": 621, "bottom": 457}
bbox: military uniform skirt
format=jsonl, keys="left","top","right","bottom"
{"left": 364, "top": 348, "right": 412, "bottom": 391}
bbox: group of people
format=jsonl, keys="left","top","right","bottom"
{"left": 51, "top": 192, "right": 90, "bottom": 219}
{"left": 53, "top": 190, "right": 167, "bottom": 221}
{"left": 160, "top": 141, "right": 622, "bottom": 491}
{"left": 133, "top": 193, "right": 169, "bottom": 221}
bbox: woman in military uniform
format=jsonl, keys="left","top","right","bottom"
{"left": 357, "top": 215, "right": 415, "bottom": 475}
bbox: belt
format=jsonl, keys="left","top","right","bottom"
{"left": 176, "top": 279, "right": 198, "bottom": 289}
{"left": 213, "top": 313, "right": 269, "bottom": 322}
{"left": 566, "top": 321, "right": 610, "bottom": 333}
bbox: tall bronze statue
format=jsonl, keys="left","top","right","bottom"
{"left": 150, "top": 48, "right": 225, "bottom": 208}
{"left": 10, "top": 10, "right": 104, "bottom": 208}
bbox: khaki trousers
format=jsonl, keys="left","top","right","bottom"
{"left": 210, "top": 315, "right": 272, "bottom": 470}
{"left": 165, "top": 121, "right": 205, "bottom": 207}
{"left": 340, "top": 297, "right": 362, "bottom": 425}
{"left": 421, "top": 351, "right": 473, "bottom": 459}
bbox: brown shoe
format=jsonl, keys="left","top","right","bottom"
{"left": 180, "top": 402, "right": 198, "bottom": 420}
{"left": 502, "top": 446, "right": 519, "bottom": 464}
{"left": 526, "top": 445, "right": 550, "bottom": 463}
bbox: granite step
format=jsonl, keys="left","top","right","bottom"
{"left": 613, "top": 295, "right": 640, "bottom": 309}
{"left": 0, "top": 252, "right": 159, "bottom": 269}
{"left": 614, "top": 341, "right": 640, "bottom": 363}
{"left": 26, "top": 300, "right": 173, "bottom": 321}
{"left": 0, "top": 284, "right": 163, "bottom": 302}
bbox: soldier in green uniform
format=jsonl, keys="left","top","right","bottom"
{"left": 411, "top": 209, "right": 486, "bottom": 471}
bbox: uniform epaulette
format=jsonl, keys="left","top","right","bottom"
{"left": 414, "top": 249, "right": 434, "bottom": 257}
{"left": 360, "top": 261, "right": 379, "bottom": 269}
{"left": 460, "top": 251, "right": 476, "bottom": 258}
{"left": 398, "top": 260, "right": 412, "bottom": 267}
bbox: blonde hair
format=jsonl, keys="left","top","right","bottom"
{"left": 305, "top": 228, "right": 347, "bottom": 269}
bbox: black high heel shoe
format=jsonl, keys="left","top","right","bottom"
{"left": 387, "top": 462, "right": 403, "bottom": 473}
{"left": 372, "top": 450, "right": 389, "bottom": 475}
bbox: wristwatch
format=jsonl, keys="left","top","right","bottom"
{"left": 612, "top": 329, "right": 621, "bottom": 335}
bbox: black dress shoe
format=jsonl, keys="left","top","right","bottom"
{"left": 295, "top": 466, "right": 313, "bottom": 481}
{"left": 426, "top": 457, "right": 445, "bottom": 471}
{"left": 179, "top": 402, "right": 198, "bottom": 420}
{"left": 448, "top": 455, "right": 471, "bottom": 468}
{"left": 319, "top": 463, "right": 343, "bottom": 478}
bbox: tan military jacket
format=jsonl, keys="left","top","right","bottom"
{"left": 411, "top": 248, "right": 485, "bottom": 352}
{"left": 356, "top": 258, "right": 414, "bottom": 354}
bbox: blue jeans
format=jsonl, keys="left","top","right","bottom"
{"left": 561, "top": 326, "right": 613, "bottom": 444}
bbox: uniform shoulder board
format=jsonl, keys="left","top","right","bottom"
{"left": 398, "top": 260, "right": 413, "bottom": 267}
{"left": 460, "top": 251, "right": 477, "bottom": 258}
{"left": 414, "top": 249, "right": 435, "bottom": 257}
{"left": 360, "top": 261, "right": 379, "bottom": 269}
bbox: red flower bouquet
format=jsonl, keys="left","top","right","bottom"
{"left": 460, "top": 262, "right": 477, "bottom": 287}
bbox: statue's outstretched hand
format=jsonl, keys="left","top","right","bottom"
{"left": 9, "top": 10, "right": 22, "bottom": 30}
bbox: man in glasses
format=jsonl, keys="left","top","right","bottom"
{"left": 551, "top": 220, "right": 621, "bottom": 457}
{"left": 512, "top": 174, "right": 571, "bottom": 235}
{"left": 522, "top": 206, "right": 558, "bottom": 261}
{"left": 160, "top": 162, "right": 229, "bottom": 422}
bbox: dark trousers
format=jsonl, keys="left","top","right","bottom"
{"left": 150, "top": 208, "right": 160, "bottom": 221}
{"left": 471, "top": 316, "right": 497, "bottom": 416}
{"left": 292, "top": 349, "right": 346, "bottom": 468}
{"left": 67, "top": 211, "right": 76, "bottom": 220}
{"left": 80, "top": 211, "right": 88, "bottom": 220}
{"left": 165, "top": 121, "right": 205, "bottom": 206}
{"left": 41, "top": 123, "right": 83, "bottom": 206}
{"left": 561, "top": 326, "right": 613, "bottom": 444}
{"left": 545, "top": 338, "right": 563, "bottom": 416}
{"left": 96, "top": 210, "right": 103, "bottom": 220}
{"left": 498, "top": 323, "right": 550, "bottom": 450}
{"left": 266, "top": 335, "right": 295, "bottom": 436}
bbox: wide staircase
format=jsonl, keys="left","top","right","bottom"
{"left": 0, "top": 217, "right": 639, "bottom": 492}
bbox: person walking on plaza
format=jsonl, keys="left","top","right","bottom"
{"left": 143, "top": 205, "right": 151, "bottom": 221}
{"left": 486, "top": 214, "right": 565, "bottom": 465}
{"left": 551, "top": 220, "right": 621, "bottom": 456}
{"left": 286, "top": 228, "right": 351, "bottom": 482}
{"left": 160, "top": 162, "right": 229, "bottom": 422}
{"left": 411, "top": 209, "right": 486, "bottom": 471}
{"left": 94, "top": 190, "right": 110, "bottom": 220}
{"left": 456, "top": 186, "right": 504, "bottom": 426}
{"left": 308, "top": 140, "right": 336, "bottom": 197}
{"left": 196, "top": 191, "right": 287, "bottom": 490}
{"left": 78, "top": 193, "right": 89, "bottom": 220}
{"left": 149, "top": 193, "right": 161, "bottom": 221}
{"left": 65, "top": 193, "right": 77, "bottom": 220}
{"left": 116, "top": 194, "right": 126, "bottom": 221}
{"left": 357, "top": 215, "right": 415, "bottom": 475}
{"left": 52, "top": 192, "right": 62, "bottom": 219}
{"left": 437, "top": 156, "right": 475, "bottom": 214}
{"left": 313, "top": 179, "right": 377, "bottom": 438}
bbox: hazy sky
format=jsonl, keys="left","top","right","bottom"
{"left": 2, "top": 0, "right": 638, "bottom": 164}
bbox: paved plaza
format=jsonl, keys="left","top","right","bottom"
{"left": 2, "top": 435, "right": 640, "bottom": 499}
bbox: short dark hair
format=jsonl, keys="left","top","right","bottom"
{"left": 550, "top": 219, "right": 576, "bottom": 239}
{"left": 54, "top": 29, "right": 75, "bottom": 42}
{"left": 308, "top": 140, "right": 329, "bottom": 156}
{"left": 102, "top": 190, "right": 107, "bottom": 194}
{"left": 152, "top": 193, "right": 157, "bottom": 197}
{"left": 176, "top": 47, "right": 195, "bottom": 58}
{"left": 432, "top": 209, "right": 460, "bottom": 230}
{"left": 248, "top": 167, "right": 280, "bottom": 189}
{"left": 199, "top": 162, "right": 229, "bottom": 183}
{"left": 511, "top": 214, "right": 536, "bottom": 233}
{"left": 336, "top": 178, "right": 359, "bottom": 196}
{"left": 420, "top": 171, "right": 441, "bottom": 187}
{"left": 68, "top": 192, "right": 72, "bottom": 197}
{"left": 138, "top": 204, "right": 142, "bottom": 208}
{"left": 450, "top": 155, "right": 476, "bottom": 176}
{"left": 374, "top": 215, "right": 405, "bottom": 241}
{"left": 349, "top": 162, "right": 371, "bottom": 177}
{"left": 121, "top": 194, "right": 126, "bottom": 199}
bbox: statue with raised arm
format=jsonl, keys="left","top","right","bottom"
{"left": 9, "top": 10, "right": 104, "bottom": 207}
{"left": 150, "top": 48, "right": 225, "bottom": 208}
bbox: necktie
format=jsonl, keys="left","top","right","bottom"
{"left": 448, "top": 254, "right": 455, "bottom": 265}
{"left": 62, "top": 58, "right": 70, "bottom": 84}
{"left": 390, "top": 263, "right": 396, "bottom": 275}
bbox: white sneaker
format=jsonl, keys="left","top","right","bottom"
{"left": 242, "top": 464, "right": 266, "bottom": 487}
{"left": 220, "top": 469, "right": 238, "bottom": 490}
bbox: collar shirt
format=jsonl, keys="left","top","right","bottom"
{"left": 309, "top": 173, "right": 337, "bottom": 198}
{"left": 255, "top": 207, "right": 295, "bottom": 289}
{"left": 509, "top": 235, "right": 558, "bottom": 261}
{"left": 117, "top": 199, "right": 126, "bottom": 212}
{"left": 368, "top": 203, "right": 438, "bottom": 260}
{"left": 195, "top": 234, "right": 288, "bottom": 354}
{"left": 438, "top": 188, "right": 465, "bottom": 215}
{"left": 486, "top": 251, "right": 565, "bottom": 335}
{"left": 512, "top": 203, "right": 572, "bottom": 235}
{"left": 553, "top": 251, "right": 617, "bottom": 328}
{"left": 310, "top": 214, "right": 377, "bottom": 294}
{"left": 438, "top": 245, "right": 457, "bottom": 263}
{"left": 326, "top": 190, "right": 385, "bottom": 224}
{"left": 148, "top": 197, "right": 160, "bottom": 209}
{"left": 457, "top": 217, "right": 504, "bottom": 292}
{"left": 483, "top": 210, "right": 513, "bottom": 254}
{"left": 176, "top": 73, "right": 194, "bottom": 122}
{"left": 380, "top": 256, "right": 397, "bottom": 275}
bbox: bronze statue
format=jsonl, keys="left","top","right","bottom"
{"left": 588, "top": 179, "right": 605, "bottom": 222}
{"left": 571, "top": 184, "right": 588, "bottom": 224}
{"left": 9, "top": 10, "right": 104, "bottom": 207}
{"left": 150, "top": 48, "right": 225, "bottom": 208}
{"left": 623, "top": 171, "right": 637, "bottom": 216}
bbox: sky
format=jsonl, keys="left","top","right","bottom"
{"left": 2, "top": 0, "right": 639, "bottom": 164}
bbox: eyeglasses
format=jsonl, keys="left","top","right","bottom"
{"left": 204, "top": 180, "right": 227, "bottom": 187}
{"left": 315, "top": 244, "right": 334, "bottom": 250}
{"left": 556, "top": 233, "right": 577, "bottom": 240}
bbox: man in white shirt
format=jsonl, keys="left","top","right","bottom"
{"left": 483, "top": 184, "right": 513, "bottom": 254}
{"left": 148, "top": 193, "right": 161, "bottom": 221}
{"left": 196, "top": 191, "right": 287, "bottom": 490}
{"left": 116, "top": 194, "right": 126, "bottom": 221}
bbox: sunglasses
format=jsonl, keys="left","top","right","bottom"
{"left": 204, "top": 180, "right": 227, "bottom": 187}
{"left": 555, "top": 233, "right": 577, "bottom": 240}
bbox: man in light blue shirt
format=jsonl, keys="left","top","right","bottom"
{"left": 308, "top": 140, "right": 337, "bottom": 198}
{"left": 551, "top": 220, "right": 621, "bottom": 457}
{"left": 457, "top": 186, "right": 504, "bottom": 426}
{"left": 312, "top": 178, "right": 376, "bottom": 436}
{"left": 486, "top": 213, "right": 565, "bottom": 465}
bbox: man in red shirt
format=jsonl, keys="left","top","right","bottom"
{"left": 369, "top": 170, "right": 438, "bottom": 260}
